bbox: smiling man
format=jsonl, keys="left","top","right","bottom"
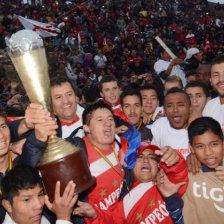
{"left": 203, "top": 56, "right": 224, "bottom": 131}
{"left": 151, "top": 88, "right": 191, "bottom": 159}
{"left": 24, "top": 76, "right": 84, "bottom": 139}
{"left": 99, "top": 76, "right": 121, "bottom": 112}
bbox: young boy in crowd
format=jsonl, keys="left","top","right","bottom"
{"left": 1, "top": 165, "right": 77, "bottom": 224}
{"left": 183, "top": 117, "right": 224, "bottom": 223}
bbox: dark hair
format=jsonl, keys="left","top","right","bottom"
{"left": 1, "top": 165, "right": 43, "bottom": 205}
{"left": 82, "top": 101, "right": 113, "bottom": 125}
{"left": 186, "top": 70, "right": 196, "bottom": 77}
{"left": 158, "top": 47, "right": 166, "bottom": 56}
{"left": 188, "top": 117, "right": 223, "bottom": 144}
{"left": 0, "top": 107, "right": 7, "bottom": 121}
{"left": 84, "top": 86, "right": 100, "bottom": 104}
{"left": 165, "top": 87, "right": 191, "bottom": 106}
{"left": 120, "top": 87, "right": 142, "bottom": 106}
{"left": 50, "top": 75, "right": 74, "bottom": 89}
{"left": 185, "top": 81, "right": 210, "bottom": 98}
{"left": 211, "top": 55, "right": 224, "bottom": 66}
{"left": 73, "top": 87, "right": 82, "bottom": 101}
{"left": 165, "top": 75, "right": 183, "bottom": 89}
{"left": 99, "top": 75, "right": 119, "bottom": 91}
{"left": 140, "top": 84, "right": 159, "bottom": 98}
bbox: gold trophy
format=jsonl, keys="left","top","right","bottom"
{"left": 8, "top": 30, "right": 95, "bottom": 201}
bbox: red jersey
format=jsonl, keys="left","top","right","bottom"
{"left": 84, "top": 136, "right": 127, "bottom": 210}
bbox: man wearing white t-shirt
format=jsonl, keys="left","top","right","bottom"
{"left": 203, "top": 56, "right": 224, "bottom": 131}
{"left": 151, "top": 88, "right": 191, "bottom": 159}
{"left": 154, "top": 47, "right": 186, "bottom": 86}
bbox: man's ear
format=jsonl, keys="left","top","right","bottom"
{"left": 189, "top": 143, "right": 195, "bottom": 154}
{"left": 2, "top": 199, "right": 12, "bottom": 214}
{"left": 100, "top": 91, "right": 104, "bottom": 98}
{"left": 83, "top": 124, "right": 90, "bottom": 133}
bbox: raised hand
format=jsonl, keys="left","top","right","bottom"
{"left": 155, "top": 169, "right": 186, "bottom": 197}
{"left": 155, "top": 146, "right": 180, "bottom": 167}
{"left": 45, "top": 181, "right": 78, "bottom": 221}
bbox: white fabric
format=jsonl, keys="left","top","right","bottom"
{"left": 61, "top": 104, "right": 84, "bottom": 139}
{"left": 152, "top": 106, "right": 164, "bottom": 121}
{"left": 89, "top": 142, "right": 120, "bottom": 177}
{"left": 3, "top": 213, "right": 72, "bottom": 224}
{"left": 3, "top": 213, "right": 49, "bottom": 224}
{"left": 18, "top": 16, "right": 60, "bottom": 37}
{"left": 123, "top": 182, "right": 154, "bottom": 219}
{"left": 94, "top": 55, "right": 107, "bottom": 68}
{"left": 154, "top": 59, "right": 186, "bottom": 86}
{"left": 184, "top": 48, "right": 200, "bottom": 61}
{"left": 203, "top": 97, "right": 224, "bottom": 131}
{"left": 151, "top": 117, "right": 191, "bottom": 159}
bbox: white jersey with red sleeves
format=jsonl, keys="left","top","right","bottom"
{"left": 203, "top": 97, "right": 224, "bottom": 131}
{"left": 151, "top": 117, "right": 191, "bottom": 159}
{"left": 83, "top": 136, "right": 126, "bottom": 210}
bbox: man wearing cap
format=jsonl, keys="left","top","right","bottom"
{"left": 184, "top": 48, "right": 202, "bottom": 72}
{"left": 154, "top": 47, "right": 186, "bottom": 86}
{"left": 73, "top": 143, "right": 188, "bottom": 224}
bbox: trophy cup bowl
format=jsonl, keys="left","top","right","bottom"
{"left": 8, "top": 30, "right": 95, "bottom": 201}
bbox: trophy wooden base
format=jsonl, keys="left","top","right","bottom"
{"left": 37, "top": 148, "right": 96, "bottom": 202}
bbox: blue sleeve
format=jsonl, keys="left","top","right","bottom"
{"left": 163, "top": 193, "right": 184, "bottom": 224}
{"left": 21, "top": 131, "right": 46, "bottom": 167}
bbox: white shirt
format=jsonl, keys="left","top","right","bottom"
{"left": 203, "top": 96, "right": 224, "bottom": 131}
{"left": 151, "top": 117, "right": 191, "bottom": 159}
{"left": 94, "top": 55, "right": 107, "bottom": 68}
{"left": 154, "top": 59, "right": 187, "bottom": 86}
{"left": 3, "top": 213, "right": 72, "bottom": 224}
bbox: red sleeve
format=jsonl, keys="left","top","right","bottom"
{"left": 84, "top": 201, "right": 125, "bottom": 224}
{"left": 117, "top": 136, "right": 128, "bottom": 162}
{"left": 159, "top": 150, "right": 189, "bottom": 197}
{"left": 120, "top": 136, "right": 128, "bottom": 154}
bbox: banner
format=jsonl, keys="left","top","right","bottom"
{"left": 18, "top": 16, "right": 61, "bottom": 37}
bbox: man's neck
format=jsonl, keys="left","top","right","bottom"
{"left": 0, "top": 153, "right": 9, "bottom": 174}
{"left": 60, "top": 115, "right": 78, "bottom": 126}
{"left": 87, "top": 136, "right": 112, "bottom": 150}
{"left": 103, "top": 98, "right": 120, "bottom": 108}
{"left": 220, "top": 96, "right": 224, "bottom": 104}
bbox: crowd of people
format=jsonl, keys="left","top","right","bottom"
{"left": 0, "top": 0, "right": 224, "bottom": 223}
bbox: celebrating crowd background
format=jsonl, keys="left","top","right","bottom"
{"left": 0, "top": 0, "right": 224, "bottom": 115}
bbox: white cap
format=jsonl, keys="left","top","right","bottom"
{"left": 184, "top": 48, "right": 200, "bottom": 61}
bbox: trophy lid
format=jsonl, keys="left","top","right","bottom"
{"left": 9, "top": 29, "right": 43, "bottom": 57}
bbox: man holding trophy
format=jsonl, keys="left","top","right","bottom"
{"left": 7, "top": 29, "right": 128, "bottom": 223}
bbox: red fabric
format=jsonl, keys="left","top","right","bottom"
{"left": 83, "top": 136, "right": 125, "bottom": 210}
{"left": 85, "top": 154, "right": 188, "bottom": 224}
{"left": 159, "top": 150, "right": 188, "bottom": 197}
{"left": 6, "top": 117, "right": 22, "bottom": 122}
{"left": 60, "top": 115, "right": 79, "bottom": 126}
